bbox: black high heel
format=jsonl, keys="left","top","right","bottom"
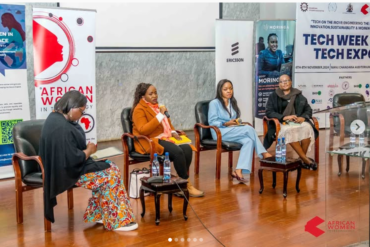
{"left": 300, "top": 159, "right": 318, "bottom": 171}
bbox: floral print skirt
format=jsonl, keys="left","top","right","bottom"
{"left": 75, "top": 160, "right": 136, "bottom": 230}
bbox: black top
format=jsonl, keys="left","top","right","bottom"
{"left": 263, "top": 91, "right": 319, "bottom": 149}
{"left": 39, "top": 112, "right": 109, "bottom": 222}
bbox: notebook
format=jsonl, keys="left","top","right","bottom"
{"left": 91, "top": 147, "right": 123, "bottom": 160}
{"left": 168, "top": 135, "right": 192, "bottom": 145}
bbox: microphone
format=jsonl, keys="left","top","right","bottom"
{"left": 236, "top": 118, "right": 243, "bottom": 125}
{"left": 159, "top": 104, "right": 170, "bottom": 118}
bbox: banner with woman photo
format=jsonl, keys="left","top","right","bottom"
{"left": 254, "top": 20, "right": 296, "bottom": 119}
{"left": 0, "top": 4, "right": 30, "bottom": 179}
{"left": 33, "top": 7, "right": 97, "bottom": 143}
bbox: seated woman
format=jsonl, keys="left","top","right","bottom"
{"left": 131, "top": 83, "right": 204, "bottom": 197}
{"left": 208, "top": 79, "right": 272, "bottom": 183}
{"left": 263, "top": 74, "right": 319, "bottom": 170}
{"left": 40, "top": 90, "right": 138, "bottom": 231}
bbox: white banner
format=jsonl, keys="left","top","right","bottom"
{"left": 0, "top": 4, "right": 30, "bottom": 179}
{"left": 295, "top": 3, "right": 370, "bottom": 127}
{"left": 33, "top": 7, "right": 97, "bottom": 143}
{"left": 215, "top": 20, "right": 254, "bottom": 124}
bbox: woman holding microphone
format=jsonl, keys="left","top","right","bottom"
{"left": 131, "top": 83, "right": 204, "bottom": 197}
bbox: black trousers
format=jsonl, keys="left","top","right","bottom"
{"left": 158, "top": 140, "right": 192, "bottom": 179}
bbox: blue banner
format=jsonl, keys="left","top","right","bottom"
{"left": 254, "top": 20, "right": 296, "bottom": 118}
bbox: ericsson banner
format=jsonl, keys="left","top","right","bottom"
{"left": 215, "top": 20, "right": 254, "bottom": 124}
{"left": 295, "top": 2, "right": 370, "bottom": 127}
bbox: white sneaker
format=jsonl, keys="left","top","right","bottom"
{"left": 114, "top": 222, "right": 138, "bottom": 231}
{"left": 96, "top": 220, "right": 103, "bottom": 224}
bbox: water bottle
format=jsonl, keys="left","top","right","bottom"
{"left": 281, "top": 137, "right": 286, "bottom": 163}
{"left": 359, "top": 132, "right": 365, "bottom": 147}
{"left": 276, "top": 138, "right": 282, "bottom": 162}
{"left": 152, "top": 153, "right": 160, "bottom": 176}
{"left": 350, "top": 132, "right": 356, "bottom": 148}
{"left": 163, "top": 152, "right": 171, "bottom": 182}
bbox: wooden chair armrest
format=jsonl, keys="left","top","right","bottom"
{"left": 329, "top": 113, "right": 345, "bottom": 143}
{"left": 12, "top": 153, "right": 44, "bottom": 184}
{"left": 194, "top": 123, "right": 223, "bottom": 149}
{"left": 312, "top": 116, "right": 320, "bottom": 131}
{"left": 262, "top": 116, "right": 281, "bottom": 140}
{"left": 121, "top": 133, "right": 155, "bottom": 161}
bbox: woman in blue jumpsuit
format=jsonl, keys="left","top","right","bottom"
{"left": 208, "top": 79, "right": 272, "bottom": 183}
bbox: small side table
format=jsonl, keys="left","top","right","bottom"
{"left": 140, "top": 176, "right": 189, "bottom": 225}
{"left": 259, "top": 157, "right": 302, "bottom": 198}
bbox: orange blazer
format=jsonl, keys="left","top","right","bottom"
{"left": 132, "top": 99, "right": 175, "bottom": 155}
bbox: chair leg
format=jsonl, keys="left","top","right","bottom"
{"left": 44, "top": 217, "right": 51, "bottom": 232}
{"left": 15, "top": 184, "right": 23, "bottom": 224}
{"left": 315, "top": 137, "right": 319, "bottom": 164}
{"left": 216, "top": 149, "right": 222, "bottom": 179}
{"left": 124, "top": 152, "right": 129, "bottom": 189}
{"left": 228, "top": 152, "right": 233, "bottom": 172}
{"left": 252, "top": 151, "right": 255, "bottom": 174}
{"left": 67, "top": 188, "right": 73, "bottom": 209}
{"left": 194, "top": 150, "right": 200, "bottom": 174}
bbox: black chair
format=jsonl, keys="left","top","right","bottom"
{"left": 330, "top": 93, "right": 368, "bottom": 179}
{"left": 12, "top": 120, "right": 73, "bottom": 232}
{"left": 121, "top": 107, "right": 187, "bottom": 188}
{"left": 121, "top": 107, "right": 155, "bottom": 189}
{"left": 331, "top": 93, "right": 366, "bottom": 139}
{"left": 194, "top": 100, "right": 255, "bottom": 179}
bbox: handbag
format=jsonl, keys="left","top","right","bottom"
{"left": 129, "top": 168, "right": 150, "bottom": 198}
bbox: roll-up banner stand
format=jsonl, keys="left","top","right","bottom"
{"left": 33, "top": 7, "right": 97, "bottom": 143}
{"left": 254, "top": 20, "right": 296, "bottom": 134}
{"left": 295, "top": 3, "right": 370, "bottom": 128}
{"left": 0, "top": 4, "right": 30, "bottom": 179}
{"left": 215, "top": 20, "right": 254, "bottom": 125}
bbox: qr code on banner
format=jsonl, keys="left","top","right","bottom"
{"left": 1, "top": 119, "right": 22, "bottom": 145}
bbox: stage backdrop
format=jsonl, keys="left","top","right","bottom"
{"left": 33, "top": 7, "right": 97, "bottom": 143}
{"left": 0, "top": 4, "right": 30, "bottom": 179}
{"left": 295, "top": 3, "right": 370, "bottom": 127}
{"left": 215, "top": 20, "right": 254, "bottom": 124}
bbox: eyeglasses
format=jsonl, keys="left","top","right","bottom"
{"left": 77, "top": 107, "right": 85, "bottom": 114}
{"left": 279, "top": 79, "right": 291, "bottom": 84}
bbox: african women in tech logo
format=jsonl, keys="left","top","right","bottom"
{"left": 33, "top": 11, "right": 77, "bottom": 86}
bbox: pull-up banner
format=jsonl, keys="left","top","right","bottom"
{"left": 0, "top": 4, "right": 30, "bottom": 179}
{"left": 254, "top": 20, "right": 296, "bottom": 119}
{"left": 295, "top": 3, "right": 370, "bottom": 127}
{"left": 215, "top": 20, "right": 254, "bottom": 124}
{"left": 33, "top": 7, "right": 97, "bottom": 143}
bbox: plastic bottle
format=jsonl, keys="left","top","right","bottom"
{"left": 350, "top": 132, "right": 356, "bottom": 148}
{"left": 359, "top": 132, "right": 365, "bottom": 147}
{"left": 281, "top": 137, "right": 286, "bottom": 163}
{"left": 276, "top": 138, "right": 282, "bottom": 162}
{"left": 163, "top": 152, "right": 171, "bottom": 182}
{"left": 152, "top": 153, "right": 159, "bottom": 176}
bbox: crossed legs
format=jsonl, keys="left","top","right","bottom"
{"left": 289, "top": 138, "right": 311, "bottom": 164}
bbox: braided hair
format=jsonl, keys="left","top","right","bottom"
{"left": 130, "top": 82, "right": 152, "bottom": 119}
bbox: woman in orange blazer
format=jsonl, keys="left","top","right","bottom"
{"left": 131, "top": 83, "right": 204, "bottom": 197}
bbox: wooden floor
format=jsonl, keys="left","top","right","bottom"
{"left": 0, "top": 130, "right": 368, "bottom": 247}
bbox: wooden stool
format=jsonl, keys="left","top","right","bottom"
{"left": 140, "top": 176, "right": 189, "bottom": 225}
{"left": 258, "top": 157, "right": 302, "bottom": 198}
